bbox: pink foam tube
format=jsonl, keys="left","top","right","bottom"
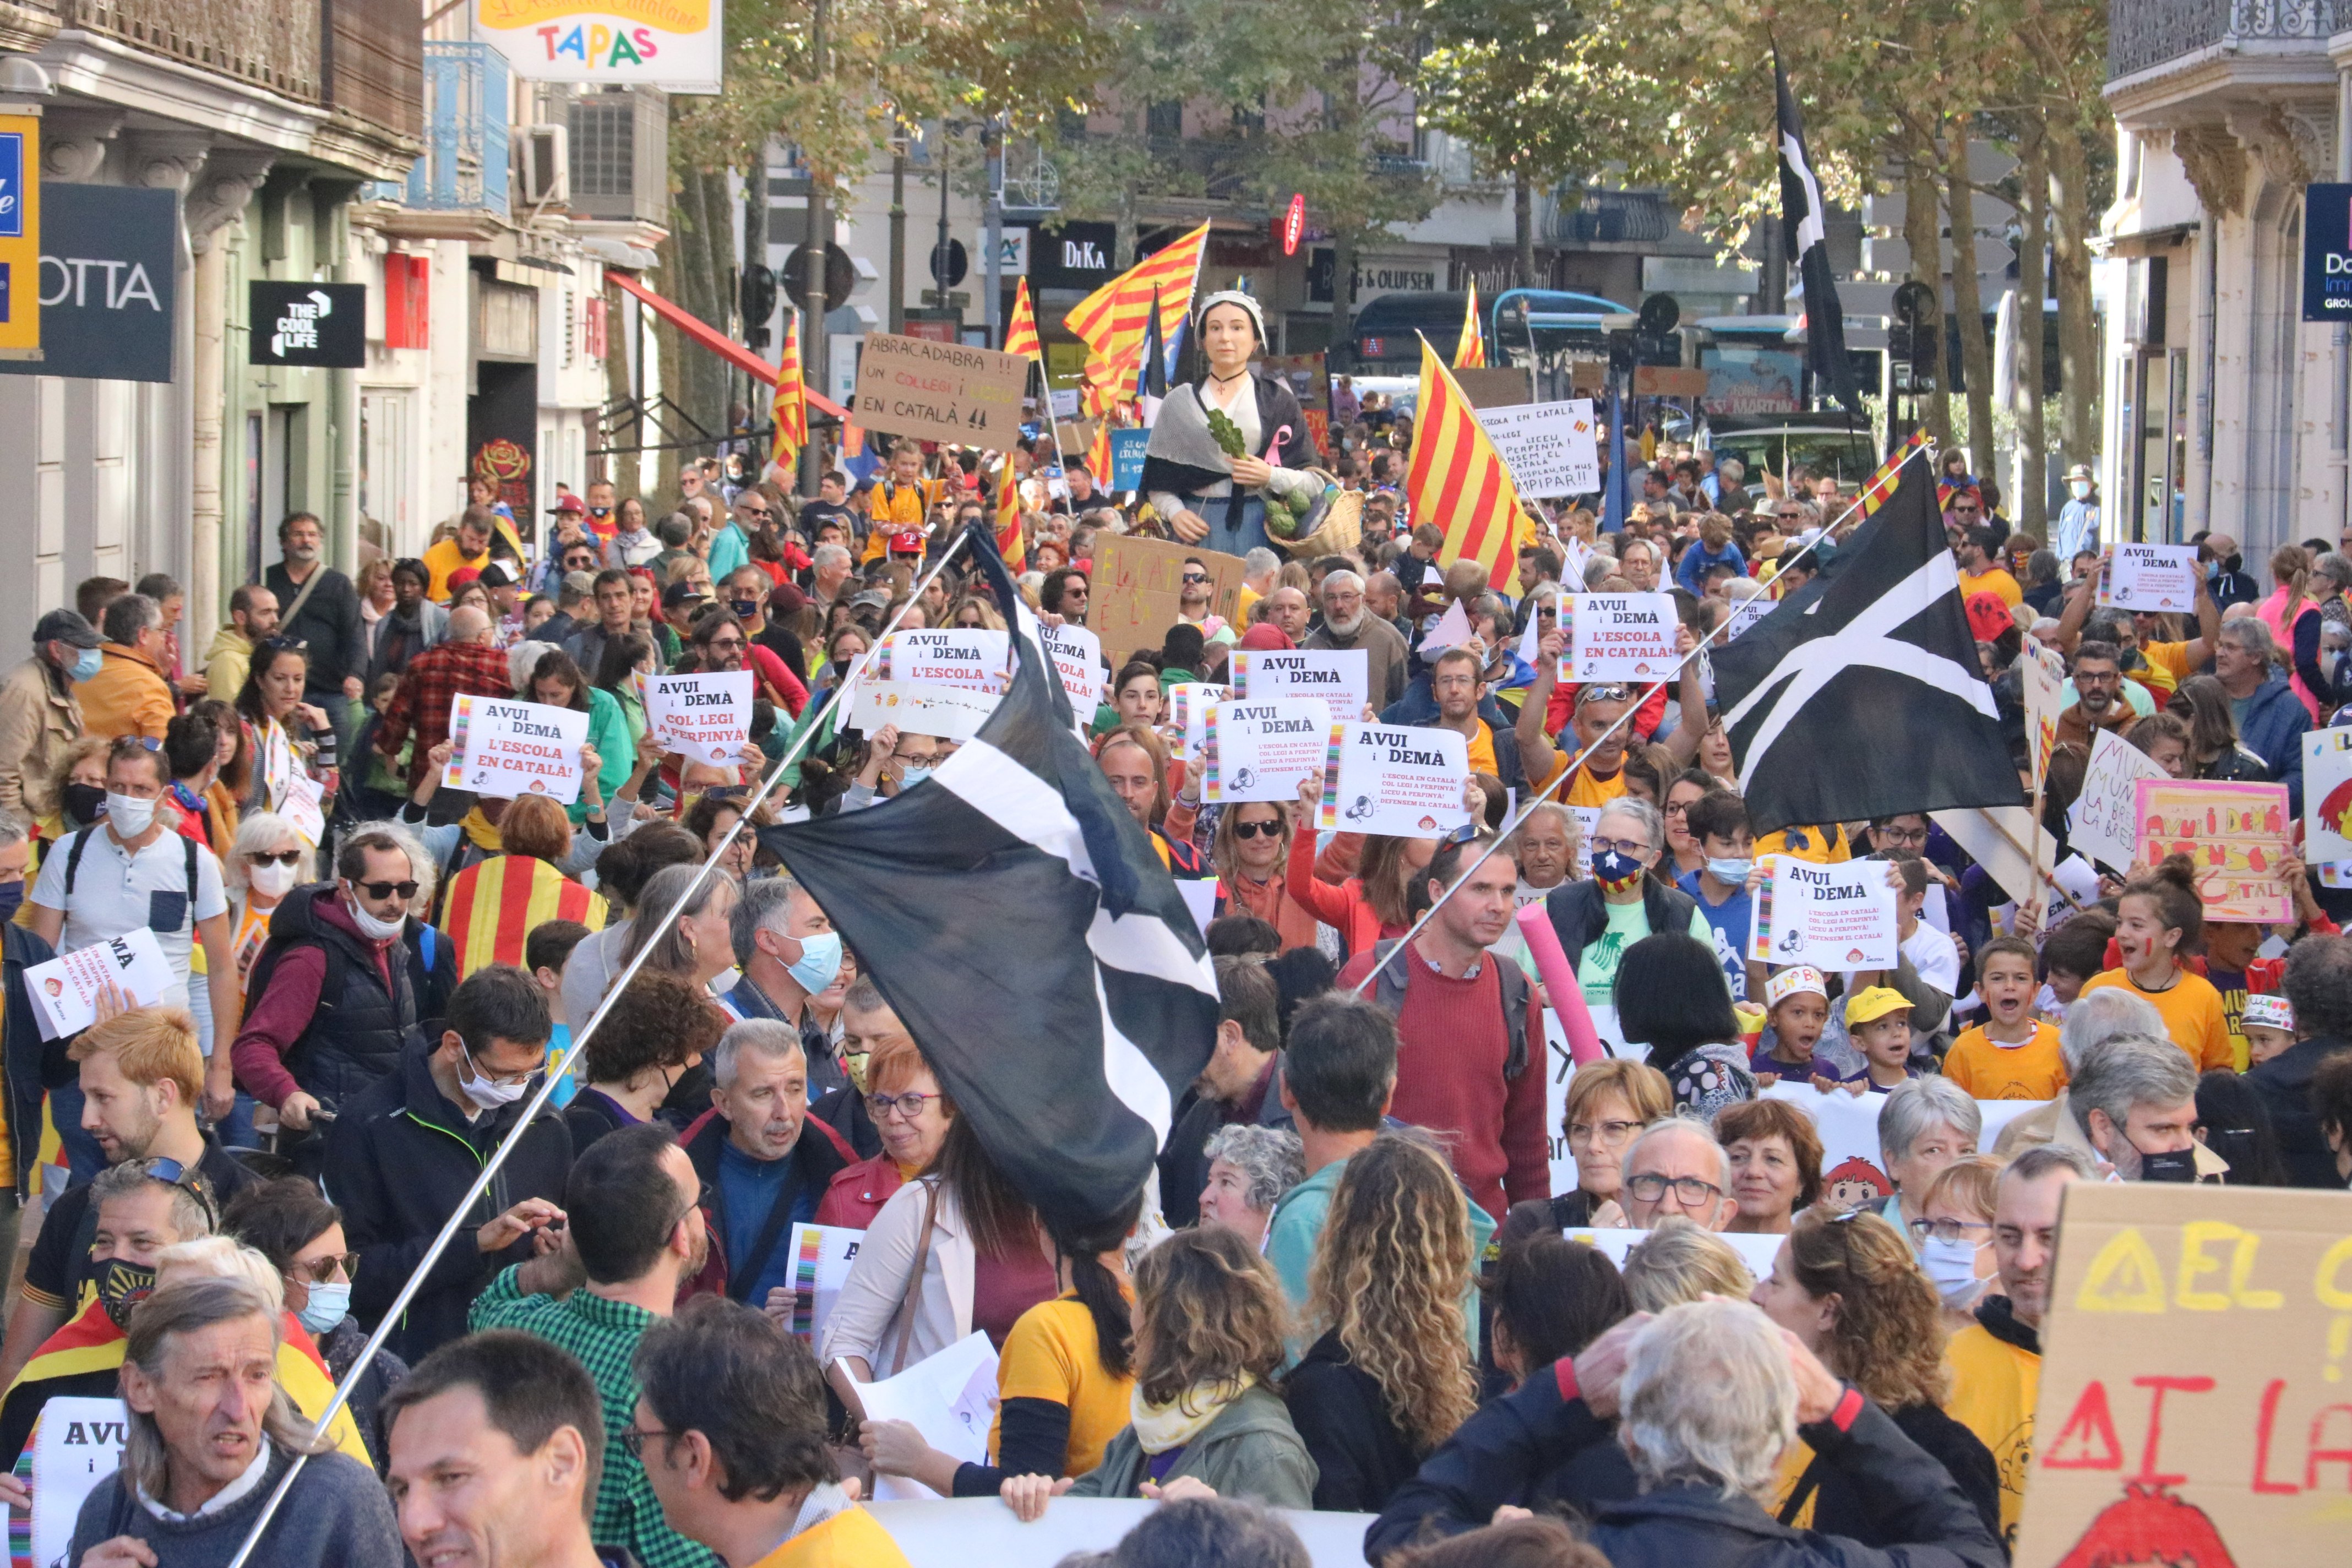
{"left": 1516, "top": 902, "right": 1606, "bottom": 1065}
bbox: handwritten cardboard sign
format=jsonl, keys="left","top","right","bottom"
{"left": 647, "top": 669, "right": 754, "bottom": 765}
{"left": 1201, "top": 698, "right": 1333, "bottom": 804}
{"left": 2131, "top": 778, "right": 2290, "bottom": 922}
{"left": 1090, "top": 532, "right": 1245, "bottom": 666}
{"left": 851, "top": 331, "right": 1028, "bottom": 448}
{"left": 2021, "top": 643, "right": 2067, "bottom": 791}
{"left": 1318, "top": 722, "right": 1469, "bottom": 835}
{"left": 2096, "top": 542, "right": 2202, "bottom": 612}
{"left": 2304, "top": 727, "right": 2352, "bottom": 862}
{"left": 1477, "top": 398, "right": 1599, "bottom": 496}
{"left": 444, "top": 694, "right": 588, "bottom": 804}
{"left": 875, "top": 629, "right": 1010, "bottom": 694}
{"left": 1232, "top": 647, "right": 1369, "bottom": 717}
{"left": 25, "top": 930, "right": 176, "bottom": 1041}
{"left": 2070, "top": 729, "right": 2170, "bottom": 874}
{"left": 2014, "top": 1183, "right": 2352, "bottom": 1568}
{"left": 1746, "top": 854, "right": 1898, "bottom": 970}
{"left": 1038, "top": 623, "right": 1106, "bottom": 714}
{"left": 1563, "top": 592, "right": 1679, "bottom": 682}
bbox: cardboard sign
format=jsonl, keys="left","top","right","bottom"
{"left": 647, "top": 669, "right": 754, "bottom": 765}
{"left": 1759, "top": 1082, "right": 2046, "bottom": 1212}
{"left": 2304, "top": 726, "right": 2352, "bottom": 862}
{"left": 847, "top": 681, "right": 1000, "bottom": 743}
{"left": 2096, "top": 542, "right": 2202, "bottom": 611}
{"left": 444, "top": 694, "right": 588, "bottom": 804}
{"left": 1477, "top": 399, "right": 1599, "bottom": 496}
{"left": 25, "top": 929, "right": 176, "bottom": 1041}
{"left": 1747, "top": 855, "right": 1898, "bottom": 969}
{"left": 1039, "top": 623, "right": 1106, "bottom": 713}
{"left": 2131, "top": 779, "right": 2291, "bottom": 922}
{"left": 2021, "top": 643, "right": 2068, "bottom": 791}
{"left": 875, "top": 629, "right": 1010, "bottom": 694}
{"left": 783, "top": 1223, "right": 863, "bottom": 1347}
{"left": 1232, "top": 647, "right": 1369, "bottom": 717}
{"left": 2014, "top": 1183, "right": 2352, "bottom": 1568}
{"left": 1201, "top": 698, "right": 1333, "bottom": 804}
{"left": 2071, "top": 729, "right": 2170, "bottom": 873}
{"left": 31, "top": 1396, "right": 128, "bottom": 1568}
{"left": 1562, "top": 592, "right": 1679, "bottom": 682}
{"left": 1090, "top": 533, "right": 1245, "bottom": 666}
{"left": 851, "top": 332, "right": 1028, "bottom": 448}
{"left": 1318, "top": 722, "right": 1470, "bottom": 835}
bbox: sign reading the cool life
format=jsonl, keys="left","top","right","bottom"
{"left": 444, "top": 694, "right": 589, "bottom": 804}
{"left": 247, "top": 282, "right": 366, "bottom": 369}
{"left": 2095, "top": 543, "right": 2202, "bottom": 612}
{"left": 1318, "top": 722, "right": 1469, "bottom": 836}
{"left": 475, "top": 0, "right": 726, "bottom": 92}
{"left": 1231, "top": 647, "right": 1369, "bottom": 718}
{"left": 1746, "top": 854, "right": 1899, "bottom": 970}
{"left": 1562, "top": 592, "right": 1679, "bottom": 682}
{"left": 1201, "top": 698, "right": 1333, "bottom": 804}
{"left": 647, "top": 669, "right": 753, "bottom": 764}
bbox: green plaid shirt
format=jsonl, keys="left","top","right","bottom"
{"left": 469, "top": 1265, "right": 720, "bottom": 1568}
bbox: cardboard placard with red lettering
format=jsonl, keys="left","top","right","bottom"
{"left": 2015, "top": 1182, "right": 2352, "bottom": 1568}
{"left": 2130, "top": 778, "right": 2290, "bottom": 923}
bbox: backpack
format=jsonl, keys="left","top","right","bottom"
{"left": 61, "top": 827, "right": 202, "bottom": 933}
{"left": 1368, "top": 937, "right": 1530, "bottom": 1080}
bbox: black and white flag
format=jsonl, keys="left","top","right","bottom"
{"left": 761, "top": 524, "right": 1218, "bottom": 1232}
{"left": 1709, "top": 449, "right": 2021, "bottom": 836}
{"left": 1776, "top": 55, "right": 1863, "bottom": 417}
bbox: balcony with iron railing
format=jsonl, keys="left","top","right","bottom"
{"left": 2108, "top": 0, "right": 2335, "bottom": 83}
{"left": 370, "top": 39, "right": 508, "bottom": 213}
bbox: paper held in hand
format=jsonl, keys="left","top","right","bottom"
{"left": 2304, "top": 726, "right": 2352, "bottom": 862}
{"left": 31, "top": 1396, "right": 128, "bottom": 1568}
{"left": 1038, "top": 623, "right": 1106, "bottom": 712}
{"left": 1232, "top": 647, "right": 1369, "bottom": 717}
{"left": 1745, "top": 855, "right": 1899, "bottom": 970}
{"left": 25, "top": 929, "right": 176, "bottom": 1041}
{"left": 444, "top": 694, "right": 589, "bottom": 804}
{"left": 1203, "top": 698, "right": 1334, "bottom": 803}
{"left": 1562, "top": 592, "right": 1679, "bottom": 682}
{"left": 2069, "top": 728, "right": 2169, "bottom": 873}
{"left": 2095, "top": 542, "right": 2202, "bottom": 611}
{"left": 836, "top": 1331, "right": 1000, "bottom": 1502}
{"left": 1476, "top": 399, "right": 1600, "bottom": 496}
{"left": 1319, "top": 722, "right": 1471, "bottom": 835}
{"left": 846, "top": 680, "right": 1001, "bottom": 744}
{"left": 876, "top": 629, "right": 1011, "bottom": 694}
{"left": 1167, "top": 682, "right": 1227, "bottom": 753}
{"left": 781, "top": 1223, "right": 863, "bottom": 1347}
{"left": 647, "top": 669, "right": 754, "bottom": 765}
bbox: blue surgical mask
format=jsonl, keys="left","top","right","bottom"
{"left": 787, "top": 929, "right": 844, "bottom": 995}
{"left": 1706, "top": 856, "right": 1754, "bottom": 884}
{"left": 297, "top": 1280, "right": 351, "bottom": 1336}
{"left": 69, "top": 646, "right": 102, "bottom": 683}
{"left": 899, "top": 765, "right": 934, "bottom": 790}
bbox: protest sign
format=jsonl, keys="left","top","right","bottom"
{"left": 1175, "top": 878, "right": 1217, "bottom": 934}
{"left": 25, "top": 929, "right": 176, "bottom": 1041}
{"left": 2071, "top": 728, "right": 2170, "bottom": 873}
{"left": 2131, "top": 778, "right": 2290, "bottom": 922}
{"left": 847, "top": 681, "right": 1001, "bottom": 743}
{"left": 1564, "top": 1226, "right": 1784, "bottom": 1282}
{"left": 1935, "top": 805, "right": 2061, "bottom": 909}
{"left": 840, "top": 1331, "right": 999, "bottom": 1501}
{"left": 782, "top": 1223, "right": 863, "bottom": 1347}
{"left": 2304, "top": 726, "right": 2352, "bottom": 861}
{"left": 1038, "top": 622, "right": 1106, "bottom": 714}
{"left": 1201, "top": 698, "right": 1333, "bottom": 804}
{"left": 2095, "top": 542, "right": 2202, "bottom": 611}
{"left": 1723, "top": 596, "right": 1775, "bottom": 640}
{"left": 2013, "top": 1183, "right": 2352, "bottom": 1568}
{"left": 1746, "top": 855, "right": 1899, "bottom": 970}
{"left": 1761, "top": 1082, "right": 2045, "bottom": 1212}
{"left": 1091, "top": 533, "right": 1244, "bottom": 665}
{"left": 866, "top": 1499, "right": 1376, "bottom": 1568}
{"left": 443, "top": 694, "right": 588, "bottom": 803}
{"left": 646, "top": 669, "right": 754, "bottom": 765}
{"left": 1318, "top": 721, "right": 1469, "bottom": 834}
{"left": 1233, "top": 646, "right": 1369, "bottom": 716}
{"left": 875, "top": 629, "right": 1010, "bottom": 694}
{"left": 2021, "top": 643, "right": 2067, "bottom": 789}
{"left": 1562, "top": 592, "right": 1679, "bottom": 681}
{"left": 1476, "top": 399, "right": 1599, "bottom": 496}
{"left": 1167, "top": 682, "right": 1227, "bottom": 753}
{"left": 283, "top": 770, "right": 326, "bottom": 848}
{"left": 31, "top": 1397, "right": 127, "bottom": 1568}
{"left": 851, "top": 332, "right": 1028, "bottom": 448}
{"left": 1107, "top": 426, "right": 1148, "bottom": 489}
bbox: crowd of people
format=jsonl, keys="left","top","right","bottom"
{"left": 0, "top": 335, "right": 2347, "bottom": 1568}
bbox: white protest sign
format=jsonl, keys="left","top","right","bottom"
{"left": 1175, "top": 878, "right": 1218, "bottom": 934}
{"left": 841, "top": 1331, "right": 999, "bottom": 1501}
{"left": 1167, "top": 682, "right": 1227, "bottom": 753}
{"left": 876, "top": 629, "right": 1010, "bottom": 694}
{"left": 283, "top": 770, "right": 326, "bottom": 848}
{"left": 1761, "top": 1081, "right": 2045, "bottom": 1210}
{"left": 2305, "top": 727, "right": 2352, "bottom": 862}
{"left": 848, "top": 681, "right": 1002, "bottom": 743}
{"left": 1418, "top": 598, "right": 1473, "bottom": 655}
{"left": 782, "top": 1224, "right": 863, "bottom": 1347}
{"left": 25, "top": 929, "right": 176, "bottom": 1041}
{"left": 1562, "top": 592, "right": 1679, "bottom": 681}
{"left": 1319, "top": 722, "right": 1469, "bottom": 835}
{"left": 1476, "top": 399, "right": 1599, "bottom": 496}
{"left": 444, "top": 694, "right": 589, "bottom": 803}
{"left": 647, "top": 669, "right": 754, "bottom": 764}
{"left": 1746, "top": 854, "right": 1898, "bottom": 970}
{"left": 2096, "top": 542, "right": 2202, "bottom": 611}
{"left": 1232, "top": 647, "right": 1370, "bottom": 718}
{"left": 1201, "top": 698, "right": 1333, "bottom": 803}
{"left": 2020, "top": 642, "right": 2067, "bottom": 788}
{"left": 1563, "top": 1226, "right": 1782, "bottom": 1282}
{"left": 1723, "top": 596, "right": 1774, "bottom": 641}
{"left": 2067, "top": 727, "right": 2169, "bottom": 873}
{"left": 1037, "top": 623, "right": 1105, "bottom": 713}
{"left": 31, "top": 1397, "right": 128, "bottom": 1568}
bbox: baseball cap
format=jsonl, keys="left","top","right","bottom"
{"left": 768, "top": 582, "right": 809, "bottom": 618}
{"left": 1844, "top": 986, "right": 1914, "bottom": 1027}
{"left": 34, "top": 608, "right": 101, "bottom": 650}
{"left": 1764, "top": 966, "right": 1827, "bottom": 1008}
{"left": 661, "top": 580, "right": 708, "bottom": 611}
{"left": 548, "top": 494, "right": 586, "bottom": 515}
{"left": 848, "top": 589, "right": 891, "bottom": 612}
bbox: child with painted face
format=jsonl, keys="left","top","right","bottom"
{"left": 1749, "top": 965, "right": 1828, "bottom": 1086}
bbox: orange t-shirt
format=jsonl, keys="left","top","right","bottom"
{"left": 2079, "top": 968, "right": 2236, "bottom": 1071}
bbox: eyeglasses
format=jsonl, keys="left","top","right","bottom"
{"left": 352, "top": 879, "right": 420, "bottom": 901}
{"left": 738, "top": 505, "right": 772, "bottom": 519}
{"left": 462, "top": 1042, "right": 541, "bottom": 1089}
{"left": 289, "top": 1251, "right": 361, "bottom": 1286}
{"left": 618, "top": 1426, "right": 688, "bottom": 1462}
{"left": 1230, "top": 818, "right": 1283, "bottom": 840}
{"left": 1874, "top": 824, "right": 1929, "bottom": 847}
{"left": 705, "top": 637, "right": 745, "bottom": 653}
{"left": 1908, "top": 1217, "right": 1994, "bottom": 1246}
{"left": 247, "top": 850, "right": 303, "bottom": 867}
{"left": 1587, "top": 836, "right": 1648, "bottom": 859}
{"left": 1624, "top": 1173, "right": 1724, "bottom": 1206}
{"left": 1567, "top": 1118, "right": 1641, "bottom": 1146}
{"left": 867, "top": 1090, "right": 941, "bottom": 1121}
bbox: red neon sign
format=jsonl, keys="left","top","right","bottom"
{"left": 1282, "top": 194, "right": 1305, "bottom": 257}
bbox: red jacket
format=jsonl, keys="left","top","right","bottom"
{"left": 814, "top": 1152, "right": 907, "bottom": 1229}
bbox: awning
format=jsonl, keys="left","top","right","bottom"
{"left": 608, "top": 271, "right": 851, "bottom": 421}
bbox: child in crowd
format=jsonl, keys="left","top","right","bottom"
{"left": 2241, "top": 993, "right": 2299, "bottom": 1067}
{"left": 1942, "top": 936, "right": 2067, "bottom": 1099}
{"left": 1833, "top": 986, "right": 1921, "bottom": 1094}
{"left": 1749, "top": 966, "right": 1828, "bottom": 1086}
{"left": 2035, "top": 910, "right": 2116, "bottom": 1023}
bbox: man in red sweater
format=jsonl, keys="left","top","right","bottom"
{"left": 1336, "top": 835, "right": 1548, "bottom": 1218}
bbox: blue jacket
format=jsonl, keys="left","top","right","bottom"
{"left": 2235, "top": 674, "right": 2311, "bottom": 814}
{"left": 1380, "top": 674, "right": 1526, "bottom": 788}
{"left": 1675, "top": 538, "right": 1746, "bottom": 595}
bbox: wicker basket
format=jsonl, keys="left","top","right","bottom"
{"left": 1266, "top": 470, "right": 1362, "bottom": 559}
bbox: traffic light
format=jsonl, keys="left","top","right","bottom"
{"left": 740, "top": 265, "right": 778, "bottom": 351}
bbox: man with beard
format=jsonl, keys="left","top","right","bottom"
{"left": 265, "top": 511, "right": 367, "bottom": 748}
{"left": 467, "top": 1123, "right": 722, "bottom": 1568}
{"left": 1304, "top": 568, "right": 1408, "bottom": 711}
{"left": 2056, "top": 640, "right": 2135, "bottom": 748}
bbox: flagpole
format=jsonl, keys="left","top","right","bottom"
{"left": 225, "top": 533, "right": 976, "bottom": 1568}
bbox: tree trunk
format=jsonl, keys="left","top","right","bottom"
{"left": 2016, "top": 114, "right": 2050, "bottom": 537}
{"left": 1328, "top": 46, "right": 1363, "bottom": 368}
{"left": 1945, "top": 125, "right": 1996, "bottom": 480}
{"left": 1514, "top": 166, "right": 1534, "bottom": 288}
{"left": 1903, "top": 141, "right": 1951, "bottom": 445}
{"left": 2049, "top": 119, "right": 2098, "bottom": 470}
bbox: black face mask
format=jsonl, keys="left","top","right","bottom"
{"left": 2138, "top": 1147, "right": 2198, "bottom": 1183}
{"left": 62, "top": 781, "right": 106, "bottom": 826}
{"left": 97, "top": 1259, "right": 156, "bottom": 1329}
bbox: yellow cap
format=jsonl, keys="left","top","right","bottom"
{"left": 1844, "top": 986, "right": 1914, "bottom": 1027}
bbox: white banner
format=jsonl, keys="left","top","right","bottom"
{"left": 866, "top": 1498, "right": 1376, "bottom": 1568}
{"left": 1476, "top": 399, "right": 1599, "bottom": 496}
{"left": 2068, "top": 728, "right": 2169, "bottom": 874}
{"left": 1232, "top": 647, "right": 1370, "bottom": 718}
{"left": 1746, "top": 854, "right": 1898, "bottom": 970}
{"left": 1761, "top": 1082, "right": 2046, "bottom": 1211}
{"left": 647, "top": 669, "right": 754, "bottom": 765}
{"left": 1201, "top": 698, "right": 1333, "bottom": 803}
{"left": 1317, "top": 722, "right": 1469, "bottom": 835}
{"left": 1562, "top": 592, "right": 1679, "bottom": 682}
{"left": 1038, "top": 623, "right": 1106, "bottom": 713}
{"left": 2096, "top": 542, "right": 2201, "bottom": 611}
{"left": 444, "top": 694, "right": 588, "bottom": 804}
{"left": 1563, "top": 1226, "right": 1783, "bottom": 1281}
{"left": 847, "top": 682, "right": 1001, "bottom": 743}
{"left": 876, "top": 629, "right": 1011, "bottom": 695}
{"left": 26, "top": 930, "right": 176, "bottom": 1041}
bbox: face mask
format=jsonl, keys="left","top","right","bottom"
{"left": 590, "top": 505, "right": 612, "bottom": 519}
{"left": 458, "top": 1049, "right": 533, "bottom": 1112}
{"left": 69, "top": 646, "right": 103, "bottom": 683}
{"left": 249, "top": 861, "right": 299, "bottom": 899}
{"left": 2070, "top": 481, "right": 2092, "bottom": 499}
{"left": 345, "top": 890, "right": 407, "bottom": 943}
{"left": 0, "top": 880, "right": 19, "bottom": 926}
{"left": 296, "top": 1280, "right": 352, "bottom": 1336}
{"left": 2137, "top": 1146, "right": 2197, "bottom": 1183}
{"left": 1591, "top": 848, "right": 1646, "bottom": 892}
{"left": 1919, "top": 1237, "right": 1984, "bottom": 1304}
{"left": 729, "top": 598, "right": 761, "bottom": 620}
{"left": 787, "top": 929, "right": 845, "bottom": 995}
{"left": 898, "top": 765, "right": 934, "bottom": 790}
{"left": 1706, "top": 856, "right": 1753, "bottom": 884}
{"left": 104, "top": 793, "right": 156, "bottom": 837}
{"left": 62, "top": 781, "right": 106, "bottom": 826}
{"left": 97, "top": 1259, "right": 156, "bottom": 1330}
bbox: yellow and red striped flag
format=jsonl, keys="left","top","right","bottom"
{"left": 444, "top": 856, "right": 608, "bottom": 978}
{"left": 1455, "top": 279, "right": 1486, "bottom": 368}
{"left": 1065, "top": 221, "right": 1210, "bottom": 419}
{"left": 770, "top": 310, "right": 806, "bottom": 472}
{"left": 1087, "top": 414, "right": 1117, "bottom": 495}
{"left": 1004, "top": 277, "right": 1042, "bottom": 363}
{"left": 998, "top": 449, "right": 1026, "bottom": 570}
{"left": 1406, "top": 335, "right": 1526, "bottom": 587}
{"left": 1858, "top": 429, "right": 1930, "bottom": 518}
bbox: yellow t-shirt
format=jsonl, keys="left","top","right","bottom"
{"left": 1464, "top": 721, "right": 1498, "bottom": 779}
{"left": 989, "top": 1293, "right": 1136, "bottom": 1480}
{"left": 1529, "top": 750, "right": 1629, "bottom": 808}
{"left": 1752, "top": 823, "right": 1853, "bottom": 864}
{"left": 1958, "top": 566, "right": 2023, "bottom": 609}
{"left": 1945, "top": 1321, "right": 2039, "bottom": 1548}
{"left": 2079, "top": 967, "right": 2236, "bottom": 1071}
{"left": 1943, "top": 1021, "right": 2067, "bottom": 1100}
{"left": 1237, "top": 584, "right": 1262, "bottom": 622}
{"left": 750, "top": 1505, "right": 914, "bottom": 1568}
{"left": 422, "top": 536, "right": 490, "bottom": 602}
{"left": 2137, "top": 639, "right": 2191, "bottom": 695}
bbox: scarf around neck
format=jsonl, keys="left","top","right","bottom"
{"left": 1129, "top": 1373, "right": 1254, "bottom": 1455}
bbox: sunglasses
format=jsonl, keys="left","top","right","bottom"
{"left": 288, "top": 1251, "right": 361, "bottom": 1286}
{"left": 352, "top": 879, "right": 420, "bottom": 901}
{"left": 1231, "top": 818, "right": 1283, "bottom": 840}
{"left": 1181, "top": 572, "right": 1209, "bottom": 585}
{"left": 247, "top": 850, "right": 304, "bottom": 867}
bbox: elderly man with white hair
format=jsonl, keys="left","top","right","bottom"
{"left": 1304, "top": 565, "right": 1409, "bottom": 710}
{"left": 1618, "top": 1118, "right": 1734, "bottom": 1231}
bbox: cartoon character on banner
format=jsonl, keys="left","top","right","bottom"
{"left": 1820, "top": 1154, "right": 1893, "bottom": 1213}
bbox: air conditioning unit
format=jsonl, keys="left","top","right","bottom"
{"left": 513, "top": 123, "right": 570, "bottom": 208}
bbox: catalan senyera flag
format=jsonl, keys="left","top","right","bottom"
{"left": 1088, "top": 416, "right": 1117, "bottom": 496}
{"left": 1407, "top": 336, "right": 1526, "bottom": 587}
{"left": 1859, "top": 430, "right": 1930, "bottom": 518}
{"left": 1455, "top": 280, "right": 1487, "bottom": 368}
{"left": 770, "top": 310, "right": 807, "bottom": 472}
{"left": 1065, "top": 222, "right": 1210, "bottom": 420}
{"left": 443, "top": 854, "right": 608, "bottom": 978}
{"left": 1005, "top": 277, "right": 1042, "bottom": 363}
{"left": 998, "top": 449, "right": 1027, "bottom": 570}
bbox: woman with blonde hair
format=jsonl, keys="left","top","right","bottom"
{"left": 2258, "top": 542, "right": 2324, "bottom": 718}
{"left": 1912, "top": 1152, "right": 2003, "bottom": 1326}
{"left": 1284, "top": 1133, "right": 1477, "bottom": 1511}
{"left": 1500, "top": 1058, "right": 1672, "bottom": 1241}
{"left": 950, "top": 594, "right": 1006, "bottom": 631}
{"left": 1618, "top": 1215, "right": 1753, "bottom": 1311}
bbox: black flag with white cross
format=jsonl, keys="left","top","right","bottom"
{"left": 1776, "top": 54, "right": 1863, "bottom": 417}
{"left": 759, "top": 524, "right": 1219, "bottom": 1234}
{"left": 1709, "top": 449, "right": 2022, "bottom": 836}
